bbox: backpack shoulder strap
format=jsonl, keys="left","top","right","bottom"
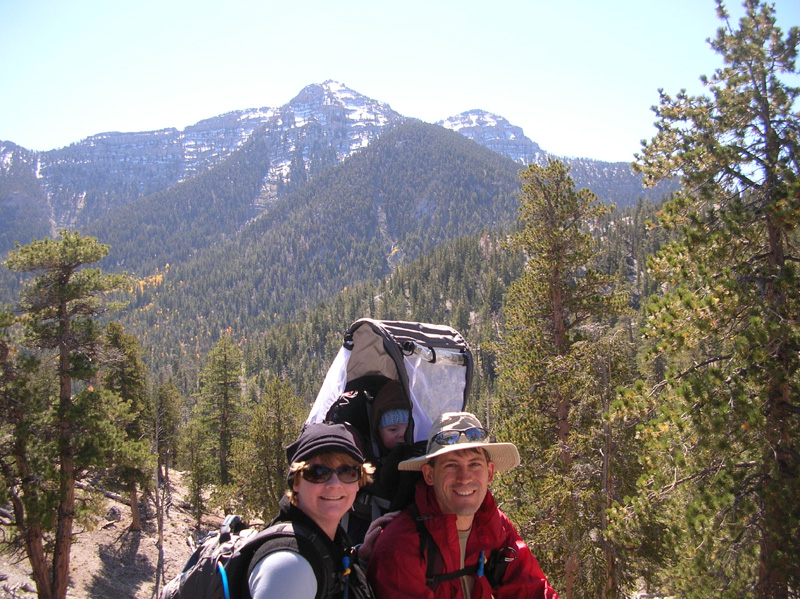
{"left": 407, "top": 504, "right": 514, "bottom": 590}
{"left": 245, "top": 521, "right": 340, "bottom": 599}
{"left": 483, "top": 545, "right": 517, "bottom": 588}
{"left": 407, "top": 503, "right": 460, "bottom": 590}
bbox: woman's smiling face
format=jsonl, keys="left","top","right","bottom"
{"left": 293, "top": 453, "right": 360, "bottom": 538}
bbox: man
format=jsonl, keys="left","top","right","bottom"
{"left": 367, "top": 412, "right": 559, "bottom": 599}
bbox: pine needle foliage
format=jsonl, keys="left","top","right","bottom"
{"left": 193, "top": 336, "right": 244, "bottom": 488}
{"left": 1, "top": 230, "right": 130, "bottom": 599}
{"left": 230, "top": 376, "right": 306, "bottom": 522}
{"left": 494, "top": 159, "right": 638, "bottom": 598}
{"left": 100, "top": 322, "right": 155, "bottom": 531}
{"left": 623, "top": 2, "right": 800, "bottom": 597}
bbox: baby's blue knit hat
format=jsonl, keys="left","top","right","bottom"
{"left": 379, "top": 408, "right": 409, "bottom": 429}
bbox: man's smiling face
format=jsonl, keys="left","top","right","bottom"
{"left": 422, "top": 447, "right": 495, "bottom": 528}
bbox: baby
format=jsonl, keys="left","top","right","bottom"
{"left": 371, "top": 380, "right": 410, "bottom": 456}
{"left": 378, "top": 408, "right": 409, "bottom": 450}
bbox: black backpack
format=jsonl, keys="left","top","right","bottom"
{"left": 160, "top": 515, "right": 367, "bottom": 599}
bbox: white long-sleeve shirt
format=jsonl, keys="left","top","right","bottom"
{"left": 249, "top": 550, "right": 317, "bottom": 599}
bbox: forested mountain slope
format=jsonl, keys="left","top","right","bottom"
{"left": 120, "top": 121, "right": 523, "bottom": 365}
{"left": 216, "top": 194, "right": 665, "bottom": 407}
{"left": 86, "top": 128, "right": 276, "bottom": 275}
{"left": 1, "top": 80, "right": 673, "bottom": 283}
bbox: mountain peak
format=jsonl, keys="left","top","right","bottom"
{"left": 440, "top": 109, "right": 513, "bottom": 132}
{"left": 288, "top": 80, "right": 400, "bottom": 125}
{"left": 321, "top": 79, "right": 352, "bottom": 94}
{"left": 438, "top": 109, "right": 543, "bottom": 163}
{"left": 0, "top": 80, "right": 666, "bottom": 244}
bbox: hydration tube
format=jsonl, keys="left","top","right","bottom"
{"left": 477, "top": 551, "right": 486, "bottom": 577}
{"left": 217, "top": 562, "right": 230, "bottom": 599}
{"left": 342, "top": 556, "right": 351, "bottom": 599}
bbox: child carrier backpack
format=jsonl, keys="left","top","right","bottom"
{"left": 307, "top": 318, "right": 474, "bottom": 450}
{"left": 306, "top": 319, "right": 474, "bottom": 540}
{"left": 160, "top": 514, "right": 363, "bottom": 599}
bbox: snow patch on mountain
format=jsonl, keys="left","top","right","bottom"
{"left": 438, "top": 109, "right": 545, "bottom": 164}
{"left": 2, "top": 80, "right": 668, "bottom": 231}
{"left": 256, "top": 81, "right": 404, "bottom": 205}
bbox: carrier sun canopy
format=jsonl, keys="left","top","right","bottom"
{"left": 307, "top": 319, "right": 474, "bottom": 444}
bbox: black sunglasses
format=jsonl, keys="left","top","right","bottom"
{"left": 300, "top": 463, "right": 362, "bottom": 484}
{"left": 431, "top": 427, "right": 489, "bottom": 447}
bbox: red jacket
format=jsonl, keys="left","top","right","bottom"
{"left": 367, "top": 481, "right": 559, "bottom": 599}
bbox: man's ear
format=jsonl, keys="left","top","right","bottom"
{"left": 422, "top": 463, "right": 434, "bottom": 486}
{"left": 487, "top": 461, "right": 495, "bottom": 484}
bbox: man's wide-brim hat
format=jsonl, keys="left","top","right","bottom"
{"left": 398, "top": 412, "right": 520, "bottom": 472}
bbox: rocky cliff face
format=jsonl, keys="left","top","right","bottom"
{"left": 438, "top": 109, "right": 545, "bottom": 164}
{"left": 253, "top": 81, "right": 404, "bottom": 207}
{"left": 1, "top": 80, "right": 670, "bottom": 243}
{"left": 6, "top": 81, "right": 404, "bottom": 230}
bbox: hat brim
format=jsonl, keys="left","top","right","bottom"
{"left": 398, "top": 441, "right": 520, "bottom": 472}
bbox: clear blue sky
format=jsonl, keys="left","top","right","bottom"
{"left": 1, "top": 0, "right": 798, "bottom": 162}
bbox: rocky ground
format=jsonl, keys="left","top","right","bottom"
{"left": 0, "top": 473, "right": 224, "bottom": 599}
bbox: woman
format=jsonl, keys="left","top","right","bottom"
{"left": 248, "top": 422, "right": 390, "bottom": 599}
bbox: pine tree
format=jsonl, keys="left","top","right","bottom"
{"left": 629, "top": 2, "right": 800, "bottom": 597}
{"left": 495, "top": 160, "right": 634, "bottom": 598}
{"left": 230, "top": 376, "right": 305, "bottom": 521}
{"left": 150, "top": 379, "right": 183, "bottom": 594}
{"left": 100, "top": 322, "right": 153, "bottom": 531}
{"left": 194, "top": 335, "right": 243, "bottom": 487}
{"left": 2, "top": 230, "right": 129, "bottom": 599}
{"left": 152, "top": 380, "right": 183, "bottom": 487}
{"left": 181, "top": 418, "right": 213, "bottom": 525}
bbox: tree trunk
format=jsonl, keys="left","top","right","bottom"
{"left": 756, "top": 211, "right": 791, "bottom": 599}
{"left": 600, "top": 363, "right": 617, "bottom": 599}
{"left": 556, "top": 393, "right": 573, "bottom": 467}
{"left": 154, "top": 453, "right": 165, "bottom": 596}
{"left": 129, "top": 481, "right": 141, "bottom": 532}
{"left": 164, "top": 453, "right": 171, "bottom": 486}
{"left": 758, "top": 377, "right": 791, "bottom": 599}
{"left": 51, "top": 305, "right": 75, "bottom": 599}
{"left": 12, "top": 490, "right": 52, "bottom": 599}
{"left": 25, "top": 526, "right": 52, "bottom": 599}
{"left": 51, "top": 437, "right": 75, "bottom": 599}
{"left": 11, "top": 425, "right": 53, "bottom": 599}
{"left": 564, "top": 552, "right": 579, "bottom": 599}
